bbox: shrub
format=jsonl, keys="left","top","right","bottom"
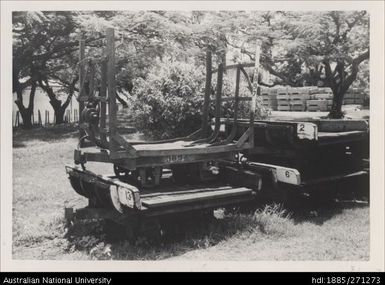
{"left": 130, "top": 60, "right": 206, "bottom": 139}
{"left": 129, "top": 59, "right": 268, "bottom": 139}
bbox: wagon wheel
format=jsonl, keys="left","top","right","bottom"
{"left": 113, "top": 164, "right": 139, "bottom": 185}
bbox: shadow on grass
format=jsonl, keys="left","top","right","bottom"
{"left": 287, "top": 177, "right": 369, "bottom": 226}
{"left": 13, "top": 124, "right": 137, "bottom": 148}
{"left": 64, "top": 205, "right": 293, "bottom": 260}
{"left": 13, "top": 124, "right": 79, "bottom": 147}
{"left": 62, "top": 176, "right": 370, "bottom": 260}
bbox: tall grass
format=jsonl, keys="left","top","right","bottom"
{"left": 62, "top": 204, "right": 294, "bottom": 260}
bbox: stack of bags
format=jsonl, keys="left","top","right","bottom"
{"left": 352, "top": 88, "right": 365, "bottom": 105}
{"left": 257, "top": 86, "right": 365, "bottom": 113}
{"left": 277, "top": 87, "right": 291, "bottom": 111}
{"left": 306, "top": 87, "right": 332, "bottom": 111}
{"left": 260, "top": 88, "right": 278, "bottom": 110}
{"left": 289, "top": 87, "right": 310, "bottom": 111}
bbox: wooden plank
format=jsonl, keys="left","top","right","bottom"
{"left": 111, "top": 134, "right": 136, "bottom": 155}
{"left": 301, "top": 170, "right": 368, "bottom": 186}
{"left": 107, "top": 28, "right": 119, "bottom": 154}
{"left": 89, "top": 62, "right": 95, "bottom": 98}
{"left": 141, "top": 187, "right": 253, "bottom": 208}
{"left": 239, "top": 66, "right": 253, "bottom": 92}
{"left": 135, "top": 142, "right": 240, "bottom": 157}
{"left": 317, "top": 130, "right": 367, "bottom": 139}
{"left": 143, "top": 196, "right": 253, "bottom": 217}
{"left": 141, "top": 185, "right": 234, "bottom": 198}
{"left": 212, "top": 62, "right": 255, "bottom": 74}
{"left": 316, "top": 119, "right": 368, "bottom": 132}
{"left": 209, "top": 62, "right": 224, "bottom": 143}
{"left": 201, "top": 50, "right": 212, "bottom": 134}
{"left": 225, "top": 66, "right": 241, "bottom": 143}
{"left": 84, "top": 151, "right": 111, "bottom": 163}
{"left": 249, "top": 43, "right": 261, "bottom": 147}
{"left": 100, "top": 59, "right": 108, "bottom": 145}
{"left": 236, "top": 127, "right": 251, "bottom": 147}
{"left": 78, "top": 38, "right": 86, "bottom": 145}
{"left": 132, "top": 151, "right": 235, "bottom": 169}
{"left": 317, "top": 131, "right": 367, "bottom": 145}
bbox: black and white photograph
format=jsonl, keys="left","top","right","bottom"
{"left": 1, "top": 1, "right": 384, "bottom": 272}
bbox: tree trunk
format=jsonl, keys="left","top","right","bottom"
{"left": 39, "top": 79, "right": 72, "bottom": 125}
{"left": 328, "top": 88, "right": 345, "bottom": 119}
{"left": 14, "top": 82, "right": 36, "bottom": 129}
{"left": 49, "top": 98, "right": 66, "bottom": 125}
{"left": 17, "top": 106, "right": 33, "bottom": 129}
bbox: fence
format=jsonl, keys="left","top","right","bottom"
{"left": 13, "top": 102, "right": 124, "bottom": 128}
{"left": 13, "top": 109, "right": 80, "bottom": 128}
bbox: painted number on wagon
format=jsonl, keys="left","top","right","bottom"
{"left": 165, "top": 155, "right": 185, "bottom": 163}
{"left": 297, "top": 123, "right": 317, "bottom": 140}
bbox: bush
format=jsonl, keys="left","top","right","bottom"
{"left": 129, "top": 59, "right": 268, "bottom": 140}
{"left": 130, "top": 60, "right": 206, "bottom": 139}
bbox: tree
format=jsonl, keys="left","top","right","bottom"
{"left": 12, "top": 11, "right": 105, "bottom": 126}
{"left": 288, "top": 11, "right": 369, "bottom": 118}
{"left": 230, "top": 11, "right": 369, "bottom": 118}
{"left": 12, "top": 12, "right": 47, "bottom": 128}
{"left": 13, "top": 11, "right": 80, "bottom": 126}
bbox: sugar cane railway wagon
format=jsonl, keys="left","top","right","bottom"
{"left": 65, "top": 28, "right": 369, "bottom": 234}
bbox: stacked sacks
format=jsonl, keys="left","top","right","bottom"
{"left": 268, "top": 88, "right": 278, "bottom": 110}
{"left": 289, "top": 87, "right": 309, "bottom": 111}
{"left": 277, "top": 87, "right": 290, "bottom": 111}
{"left": 260, "top": 88, "right": 278, "bottom": 110}
{"left": 353, "top": 88, "right": 365, "bottom": 105}
{"left": 306, "top": 87, "right": 332, "bottom": 111}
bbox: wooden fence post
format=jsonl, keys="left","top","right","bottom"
{"left": 66, "top": 110, "right": 71, "bottom": 123}
{"left": 38, "top": 110, "right": 42, "bottom": 126}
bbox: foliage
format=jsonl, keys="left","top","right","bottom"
{"left": 12, "top": 11, "right": 83, "bottom": 126}
{"left": 228, "top": 11, "right": 369, "bottom": 118}
{"left": 128, "top": 58, "right": 265, "bottom": 139}
{"left": 130, "top": 60, "right": 206, "bottom": 139}
{"left": 13, "top": 10, "right": 370, "bottom": 129}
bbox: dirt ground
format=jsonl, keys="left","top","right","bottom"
{"left": 11, "top": 123, "right": 370, "bottom": 261}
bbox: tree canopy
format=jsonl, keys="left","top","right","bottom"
{"left": 13, "top": 10, "right": 369, "bottom": 128}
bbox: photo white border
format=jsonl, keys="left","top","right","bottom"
{"left": 1, "top": 1, "right": 384, "bottom": 272}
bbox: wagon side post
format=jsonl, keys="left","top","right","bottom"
{"left": 201, "top": 50, "right": 212, "bottom": 135}
{"left": 208, "top": 61, "right": 224, "bottom": 143}
{"left": 106, "top": 28, "right": 119, "bottom": 154}
{"left": 249, "top": 42, "right": 261, "bottom": 147}
{"left": 78, "top": 38, "right": 86, "bottom": 147}
{"left": 100, "top": 57, "right": 108, "bottom": 145}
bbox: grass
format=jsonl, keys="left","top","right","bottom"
{"left": 12, "top": 125, "right": 370, "bottom": 260}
